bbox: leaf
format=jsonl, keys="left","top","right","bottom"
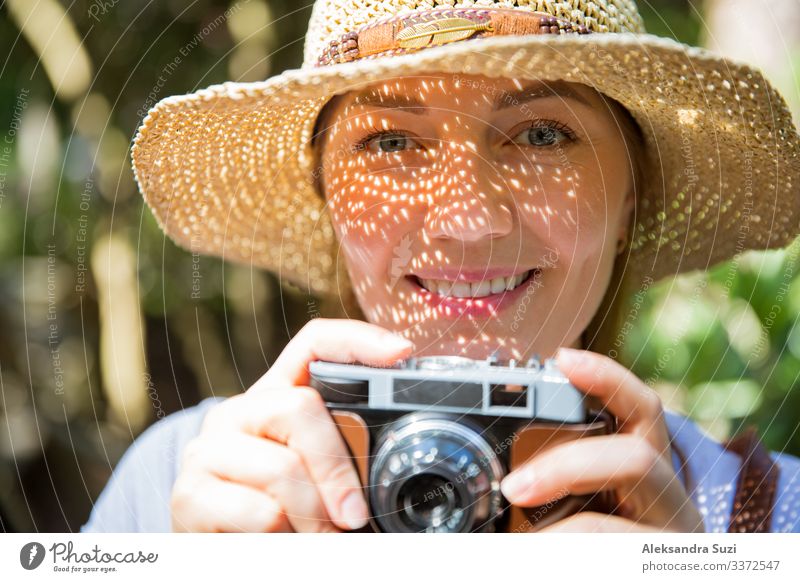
{"left": 396, "top": 17, "right": 489, "bottom": 50}
{"left": 688, "top": 379, "right": 762, "bottom": 421}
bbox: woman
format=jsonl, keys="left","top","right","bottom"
{"left": 83, "top": 0, "right": 800, "bottom": 533}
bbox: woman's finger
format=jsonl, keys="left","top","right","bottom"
{"left": 556, "top": 347, "right": 669, "bottom": 448}
{"left": 501, "top": 434, "right": 674, "bottom": 506}
{"left": 501, "top": 433, "right": 705, "bottom": 531}
{"left": 171, "top": 472, "right": 292, "bottom": 532}
{"left": 258, "top": 318, "right": 414, "bottom": 389}
{"left": 183, "top": 432, "right": 340, "bottom": 533}
{"left": 200, "top": 387, "right": 368, "bottom": 530}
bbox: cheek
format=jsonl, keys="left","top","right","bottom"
{"left": 514, "top": 156, "right": 628, "bottom": 274}
{"left": 325, "top": 157, "right": 406, "bottom": 233}
{"left": 324, "top": 180, "right": 414, "bottom": 286}
{"left": 514, "top": 174, "right": 617, "bottom": 254}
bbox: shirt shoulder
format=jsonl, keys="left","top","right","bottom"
{"left": 769, "top": 449, "right": 800, "bottom": 533}
{"left": 664, "top": 409, "right": 800, "bottom": 533}
{"left": 81, "top": 396, "right": 225, "bottom": 533}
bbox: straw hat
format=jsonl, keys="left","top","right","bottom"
{"left": 132, "top": 0, "right": 800, "bottom": 299}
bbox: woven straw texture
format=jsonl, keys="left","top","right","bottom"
{"left": 132, "top": 0, "right": 800, "bottom": 297}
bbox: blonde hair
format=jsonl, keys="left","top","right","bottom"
{"left": 581, "top": 95, "right": 647, "bottom": 361}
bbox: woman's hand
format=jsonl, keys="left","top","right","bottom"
{"left": 500, "top": 347, "right": 705, "bottom": 533}
{"left": 170, "top": 318, "right": 413, "bottom": 532}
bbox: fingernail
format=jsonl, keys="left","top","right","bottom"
{"left": 556, "top": 347, "right": 582, "bottom": 367}
{"left": 384, "top": 333, "right": 413, "bottom": 351}
{"left": 501, "top": 469, "right": 534, "bottom": 501}
{"left": 339, "top": 490, "right": 369, "bottom": 530}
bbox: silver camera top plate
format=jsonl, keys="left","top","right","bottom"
{"left": 308, "top": 354, "right": 586, "bottom": 423}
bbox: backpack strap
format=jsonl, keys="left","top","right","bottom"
{"left": 723, "top": 426, "right": 780, "bottom": 533}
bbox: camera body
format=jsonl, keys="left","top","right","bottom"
{"left": 308, "top": 355, "right": 617, "bottom": 533}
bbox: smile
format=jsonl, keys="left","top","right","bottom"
{"left": 411, "top": 269, "right": 540, "bottom": 299}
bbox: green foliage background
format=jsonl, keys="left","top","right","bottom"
{"left": 0, "top": 0, "right": 797, "bottom": 532}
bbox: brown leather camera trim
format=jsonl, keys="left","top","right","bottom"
{"left": 330, "top": 410, "right": 370, "bottom": 485}
{"left": 508, "top": 412, "right": 617, "bottom": 532}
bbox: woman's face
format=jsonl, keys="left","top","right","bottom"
{"left": 318, "top": 73, "right": 636, "bottom": 360}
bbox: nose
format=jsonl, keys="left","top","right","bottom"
{"left": 423, "top": 155, "right": 514, "bottom": 242}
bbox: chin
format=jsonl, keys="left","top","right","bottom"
{"left": 405, "top": 335, "right": 523, "bottom": 361}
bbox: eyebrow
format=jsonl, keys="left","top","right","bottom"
{"left": 350, "top": 91, "right": 428, "bottom": 114}
{"left": 492, "top": 81, "right": 594, "bottom": 110}
{"left": 348, "top": 81, "right": 595, "bottom": 115}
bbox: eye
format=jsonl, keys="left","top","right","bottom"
{"left": 511, "top": 121, "right": 576, "bottom": 147}
{"left": 354, "top": 131, "right": 421, "bottom": 154}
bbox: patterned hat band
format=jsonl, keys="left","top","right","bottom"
{"left": 316, "top": 8, "right": 593, "bottom": 67}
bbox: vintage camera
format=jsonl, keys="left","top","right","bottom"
{"left": 308, "top": 355, "right": 617, "bottom": 533}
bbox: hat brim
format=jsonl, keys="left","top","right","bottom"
{"left": 132, "top": 32, "right": 800, "bottom": 297}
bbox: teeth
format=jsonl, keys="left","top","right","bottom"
{"left": 451, "top": 282, "right": 470, "bottom": 297}
{"left": 419, "top": 270, "right": 533, "bottom": 298}
{"left": 472, "top": 280, "right": 491, "bottom": 297}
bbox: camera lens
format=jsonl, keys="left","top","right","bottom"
{"left": 369, "top": 413, "right": 505, "bottom": 533}
{"left": 397, "top": 473, "right": 461, "bottom": 530}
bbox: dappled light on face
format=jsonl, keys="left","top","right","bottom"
{"left": 320, "top": 73, "right": 632, "bottom": 361}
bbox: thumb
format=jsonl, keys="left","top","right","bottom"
{"left": 256, "top": 318, "right": 414, "bottom": 389}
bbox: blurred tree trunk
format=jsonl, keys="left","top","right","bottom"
{"left": 703, "top": 0, "right": 800, "bottom": 119}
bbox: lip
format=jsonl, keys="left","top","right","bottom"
{"left": 407, "top": 268, "right": 542, "bottom": 318}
